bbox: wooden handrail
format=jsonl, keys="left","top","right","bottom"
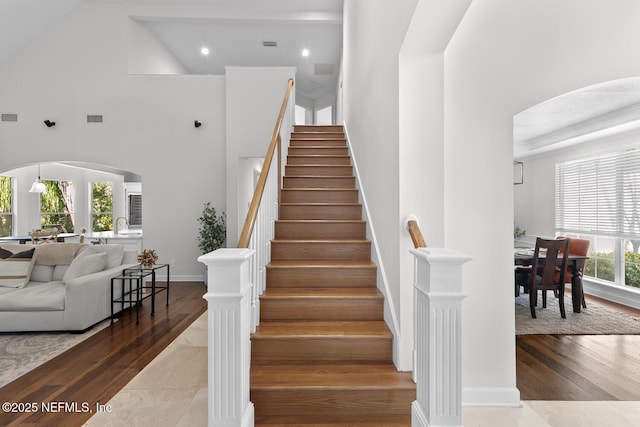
{"left": 407, "top": 219, "right": 427, "bottom": 248}
{"left": 237, "top": 78, "right": 294, "bottom": 248}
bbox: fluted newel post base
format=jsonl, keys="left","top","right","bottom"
{"left": 410, "top": 248, "right": 471, "bottom": 427}
{"left": 199, "top": 248, "right": 256, "bottom": 427}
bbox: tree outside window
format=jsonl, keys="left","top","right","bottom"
{"left": 92, "top": 182, "right": 113, "bottom": 232}
{"left": 0, "top": 176, "right": 12, "bottom": 237}
{"left": 41, "top": 180, "right": 75, "bottom": 232}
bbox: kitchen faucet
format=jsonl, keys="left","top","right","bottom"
{"left": 115, "top": 216, "right": 129, "bottom": 233}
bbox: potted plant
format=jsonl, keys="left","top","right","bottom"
{"left": 197, "top": 203, "right": 226, "bottom": 284}
{"left": 198, "top": 202, "right": 226, "bottom": 254}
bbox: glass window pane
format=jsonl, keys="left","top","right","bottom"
{"left": 40, "top": 180, "right": 75, "bottom": 232}
{"left": 0, "top": 176, "right": 12, "bottom": 237}
{"left": 625, "top": 239, "right": 640, "bottom": 288}
{"left": 584, "top": 236, "right": 616, "bottom": 283}
{"left": 0, "top": 214, "right": 11, "bottom": 238}
{"left": 93, "top": 214, "right": 113, "bottom": 232}
{"left": 91, "top": 182, "right": 113, "bottom": 232}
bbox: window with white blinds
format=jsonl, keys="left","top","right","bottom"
{"left": 556, "top": 149, "right": 640, "bottom": 238}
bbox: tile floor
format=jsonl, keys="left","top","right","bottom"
{"left": 84, "top": 313, "right": 640, "bottom": 427}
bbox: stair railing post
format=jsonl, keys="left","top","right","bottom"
{"left": 410, "top": 247, "right": 471, "bottom": 427}
{"left": 199, "top": 248, "right": 255, "bottom": 427}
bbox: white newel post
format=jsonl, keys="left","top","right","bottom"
{"left": 198, "top": 248, "right": 255, "bottom": 427}
{"left": 410, "top": 248, "right": 471, "bottom": 427}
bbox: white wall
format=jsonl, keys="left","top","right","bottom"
{"left": 128, "top": 18, "right": 187, "bottom": 75}
{"left": 0, "top": 3, "right": 227, "bottom": 280}
{"left": 225, "top": 67, "right": 296, "bottom": 246}
{"left": 444, "top": 0, "right": 640, "bottom": 405}
{"left": 343, "top": 0, "right": 418, "bottom": 368}
{"left": 344, "top": 0, "right": 640, "bottom": 406}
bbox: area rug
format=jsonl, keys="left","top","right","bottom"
{"left": 515, "top": 293, "right": 640, "bottom": 335}
{"left": 0, "top": 319, "right": 113, "bottom": 388}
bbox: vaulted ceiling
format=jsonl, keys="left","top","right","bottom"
{"left": 0, "top": 0, "right": 343, "bottom": 101}
{"left": 2, "top": 1, "right": 639, "bottom": 153}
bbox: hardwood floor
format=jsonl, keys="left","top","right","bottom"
{"left": 2, "top": 279, "right": 639, "bottom": 424}
{"left": 517, "top": 294, "right": 640, "bottom": 400}
{"left": 0, "top": 281, "right": 206, "bottom": 427}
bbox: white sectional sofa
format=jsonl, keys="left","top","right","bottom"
{"left": 0, "top": 243, "right": 139, "bottom": 332}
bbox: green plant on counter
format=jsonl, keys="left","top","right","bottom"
{"left": 514, "top": 224, "right": 526, "bottom": 239}
{"left": 197, "top": 202, "right": 226, "bottom": 254}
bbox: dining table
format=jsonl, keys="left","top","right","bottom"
{"left": 514, "top": 248, "right": 589, "bottom": 313}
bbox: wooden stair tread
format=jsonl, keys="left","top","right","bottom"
{"left": 251, "top": 362, "right": 413, "bottom": 388}
{"left": 262, "top": 288, "right": 382, "bottom": 298}
{"left": 276, "top": 219, "right": 365, "bottom": 225}
{"left": 254, "top": 126, "right": 415, "bottom": 422}
{"left": 281, "top": 189, "right": 356, "bottom": 193}
{"left": 288, "top": 154, "right": 350, "bottom": 157}
{"left": 253, "top": 320, "right": 392, "bottom": 338}
{"left": 272, "top": 239, "right": 370, "bottom": 244}
{"left": 255, "top": 416, "right": 410, "bottom": 427}
{"left": 280, "top": 202, "right": 361, "bottom": 206}
{"left": 268, "top": 260, "right": 376, "bottom": 268}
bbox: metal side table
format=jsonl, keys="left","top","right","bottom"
{"left": 111, "top": 263, "right": 170, "bottom": 324}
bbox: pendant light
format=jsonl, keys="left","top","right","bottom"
{"left": 29, "top": 164, "right": 47, "bottom": 193}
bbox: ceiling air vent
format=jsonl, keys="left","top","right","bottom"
{"left": 314, "top": 63, "right": 334, "bottom": 76}
{"left": 262, "top": 41, "right": 278, "bottom": 47}
{"left": 87, "top": 115, "right": 103, "bottom": 123}
{"left": 1, "top": 113, "right": 18, "bottom": 122}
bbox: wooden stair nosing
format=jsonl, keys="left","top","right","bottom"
{"left": 274, "top": 219, "right": 366, "bottom": 239}
{"left": 282, "top": 176, "right": 356, "bottom": 189}
{"left": 290, "top": 140, "right": 345, "bottom": 145}
{"left": 260, "top": 288, "right": 384, "bottom": 321}
{"left": 280, "top": 189, "right": 359, "bottom": 203}
{"left": 291, "top": 135, "right": 344, "bottom": 138}
{"left": 252, "top": 320, "right": 391, "bottom": 338}
{"left": 285, "top": 165, "right": 354, "bottom": 176}
{"left": 279, "top": 205, "right": 363, "bottom": 221}
{"left": 293, "top": 125, "right": 344, "bottom": 132}
{"left": 287, "top": 158, "right": 351, "bottom": 166}
{"left": 287, "top": 147, "right": 349, "bottom": 156}
{"left": 265, "top": 260, "right": 378, "bottom": 288}
{"left": 270, "top": 241, "right": 371, "bottom": 261}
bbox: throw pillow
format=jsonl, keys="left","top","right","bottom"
{"left": 91, "top": 244, "right": 124, "bottom": 269}
{"left": 0, "top": 248, "right": 36, "bottom": 288}
{"left": 30, "top": 265, "right": 55, "bottom": 283}
{"left": 63, "top": 251, "right": 108, "bottom": 283}
{"left": 0, "top": 247, "right": 13, "bottom": 259}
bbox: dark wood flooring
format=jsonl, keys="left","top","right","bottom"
{"left": 517, "top": 294, "right": 640, "bottom": 400}
{"left": 0, "top": 281, "right": 207, "bottom": 427}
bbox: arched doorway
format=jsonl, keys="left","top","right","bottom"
{"left": 0, "top": 161, "right": 142, "bottom": 242}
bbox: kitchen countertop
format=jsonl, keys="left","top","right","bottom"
{"left": 86, "top": 231, "right": 143, "bottom": 239}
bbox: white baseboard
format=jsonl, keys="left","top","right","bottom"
{"left": 581, "top": 280, "right": 640, "bottom": 310}
{"left": 462, "top": 387, "right": 522, "bottom": 407}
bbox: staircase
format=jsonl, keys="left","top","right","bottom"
{"left": 251, "top": 125, "right": 415, "bottom": 426}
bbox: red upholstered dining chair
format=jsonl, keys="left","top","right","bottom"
{"left": 529, "top": 237, "right": 570, "bottom": 319}
{"left": 557, "top": 236, "right": 590, "bottom": 309}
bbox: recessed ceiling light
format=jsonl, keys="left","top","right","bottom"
{"left": 201, "top": 46, "right": 210, "bottom": 56}
{"left": 302, "top": 48, "right": 310, "bottom": 57}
